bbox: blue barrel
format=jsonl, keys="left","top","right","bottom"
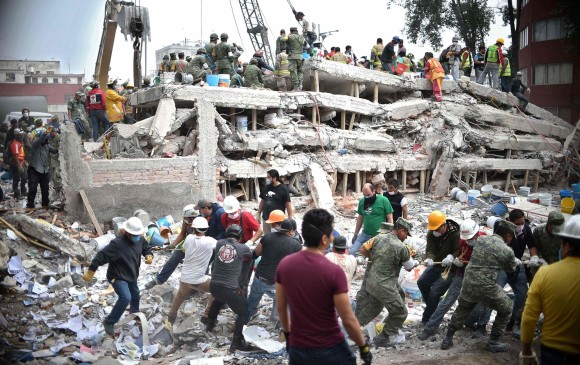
{"left": 572, "top": 183, "right": 580, "bottom": 193}
{"left": 206, "top": 74, "right": 219, "bottom": 87}
{"left": 560, "top": 189, "right": 572, "bottom": 198}
{"left": 491, "top": 202, "right": 509, "bottom": 216}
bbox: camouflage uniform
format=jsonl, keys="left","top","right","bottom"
{"left": 355, "top": 233, "right": 409, "bottom": 337}
{"left": 67, "top": 98, "right": 92, "bottom": 139}
{"left": 213, "top": 41, "right": 233, "bottom": 76}
{"left": 447, "top": 234, "right": 516, "bottom": 339}
{"left": 275, "top": 35, "right": 288, "bottom": 55}
{"left": 287, "top": 32, "right": 306, "bottom": 89}
{"left": 243, "top": 64, "right": 263, "bottom": 88}
{"left": 204, "top": 43, "right": 217, "bottom": 72}
{"left": 532, "top": 223, "right": 562, "bottom": 265}
{"left": 190, "top": 55, "right": 211, "bottom": 81}
{"left": 48, "top": 133, "right": 63, "bottom": 201}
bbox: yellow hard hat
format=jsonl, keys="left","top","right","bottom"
{"left": 126, "top": 83, "right": 134, "bottom": 88}
{"left": 496, "top": 38, "right": 505, "bottom": 45}
{"left": 266, "top": 210, "right": 286, "bottom": 224}
{"left": 427, "top": 211, "right": 447, "bottom": 231}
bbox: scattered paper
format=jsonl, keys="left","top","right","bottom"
{"left": 47, "top": 277, "right": 57, "bottom": 288}
{"left": 7, "top": 229, "right": 17, "bottom": 240}
{"left": 50, "top": 340, "right": 71, "bottom": 353}
{"left": 189, "top": 358, "right": 224, "bottom": 365}
{"left": 32, "top": 349, "right": 56, "bottom": 358}
{"left": 242, "top": 325, "right": 284, "bottom": 353}
{"left": 30, "top": 282, "right": 48, "bottom": 295}
{"left": 8, "top": 255, "right": 24, "bottom": 275}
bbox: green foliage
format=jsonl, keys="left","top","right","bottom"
{"left": 555, "top": 0, "right": 580, "bottom": 54}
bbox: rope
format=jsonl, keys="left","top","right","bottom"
{"left": 229, "top": 0, "right": 247, "bottom": 50}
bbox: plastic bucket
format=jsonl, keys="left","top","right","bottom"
{"left": 159, "top": 226, "right": 171, "bottom": 239}
{"left": 490, "top": 189, "right": 504, "bottom": 203}
{"left": 518, "top": 187, "right": 531, "bottom": 197}
{"left": 112, "top": 217, "right": 127, "bottom": 236}
{"left": 491, "top": 202, "right": 509, "bottom": 216}
{"left": 456, "top": 190, "right": 468, "bottom": 203}
{"left": 450, "top": 187, "right": 461, "bottom": 199}
{"left": 218, "top": 74, "right": 230, "bottom": 87}
{"left": 467, "top": 189, "right": 481, "bottom": 206}
{"left": 134, "top": 209, "right": 151, "bottom": 227}
{"left": 528, "top": 193, "right": 540, "bottom": 204}
{"left": 147, "top": 225, "right": 160, "bottom": 239}
{"left": 539, "top": 193, "right": 552, "bottom": 207}
{"left": 301, "top": 52, "right": 310, "bottom": 60}
{"left": 487, "top": 216, "right": 501, "bottom": 229}
{"left": 148, "top": 232, "right": 167, "bottom": 246}
{"left": 90, "top": 232, "right": 116, "bottom": 251}
{"left": 560, "top": 190, "right": 572, "bottom": 198}
{"left": 156, "top": 215, "right": 174, "bottom": 228}
{"left": 561, "top": 197, "right": 575, "bottom": 214}
{"left": 206, "top": 74, "right": 219, "bottom": 87}
{"left": 236, "top": 115, "right": 248, "bottom": 132}
{"left": 481, "top": 185, "right": 493, "bottom": 198}
{"left": 573, "top": 192, "right": 580, "bottom": 200}
{"left": 571, "top": 183, "right": 580, "bottom": 193}
{"left": 401, "top": 266, "right": 425, "bottom": 301}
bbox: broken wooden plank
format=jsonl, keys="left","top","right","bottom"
{"left": 79, "top": 189, "right": 104, "bottom": 236}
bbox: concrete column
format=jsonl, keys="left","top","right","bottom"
{"left": 198, "top": 101, "right": 219, "bottom": 200}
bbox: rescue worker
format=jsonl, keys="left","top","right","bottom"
{"left": 27, "top": 125, "right": 51, "bottom": 208}
{"left": 275, "top": 29, "right": 288, "bottom": 55}
{"left": 459, "top": 46, "right": 473, "bottom": 77}
{"left": 294, "top": 11, "right": 316, "bottom": 49}
{"left": 86, "top": 81, "right": 111, "bottom": 141}
{"left": 423, "top": 52, "right": 446, "bottom": 102}
{"left": 231, "top": 43, "right": 244, "bottom": 71}
{"left": 172, "top": 52, "right": 188, "bottom": 73}
{"left": 47, "top": 125, "right": 63, "bottom": 203}
{"left": 83, "top": 217, "right": 153, "bottom": 335}
{"left": 511, "top": 71, "right": 530, "bottom": 110}
{"left": 477, "top": 38, "right": 504, "bottom": 89}
{"left": 105, "top": 79, "right": 126, "bottom": 125}
{"left": 287, "top": 27, "right": 307, "bottom": 91}
{"left": 18, "top": 108, "right": 34, "bottom": 131}
{"left": 383, "top": 178, "right": 407, "bottom": 221}
{"left": 330, "top": 46, "right": 348, "bottom": 63}
{"left": 356, "top": 218, "right": 418, "bottom": 347}
{"left": 169, "top": 52, "right": 177, "bottom": 71}
{"left": 213, "top": 33, "right": 233, "bottom": 76}
{"left": 345, "top": 45, "right": 357, "bottom": 65}
{"left": 158, "top": 55, "right": 171, "bottom": 75}
{"left": 243, "top": 58, "right": 264, "bottom": 88}
{"left": 205, "top": 33, "right": 219, "bottom": 73}
{"left": 530, "top": 211, "right": 565, "bottom": 270}
{"left": 446, "top": 36, "right": 462, "bottom": 81}
{"left": 380, "top": 36, "right": 399, "bottom": 74}
{"left": 190, "top": 48, "right": 212, "bottom": 82}
{"left": 441, "top": 220, "right": 519, "bottom": 353}
{"left": 418, "top": 210, "right": 460, "bottom": 324}
{"left": 9, "top": 129, "right": 27, "bottom": 198}
{"left": 123, "top": 83, "right": 135, "bottom": 124}
{"left": 474, "top": 45, "right": 486, "bottom": 81}
{"left": 500, "top": 49, "right": 511, "bottom": 92}
{"left": 274, "top": 50, "right": 291, "bottom": 91}
{"left": 67, "top": 91, "right": 92, "bottom": 141}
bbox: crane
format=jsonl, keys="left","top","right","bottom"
{"left": 237, "top": 0, "right": 274, "bottom": 67}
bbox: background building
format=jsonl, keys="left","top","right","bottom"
{"left": 154, "top": 39, "right": 203, "bottom": 71}
{"left": 0, "top": 59, "right": 84, "bottom": 115}
{"left": 517, "top": 0, "right": 580, "bottom": 123}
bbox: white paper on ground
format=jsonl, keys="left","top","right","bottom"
{"left": 50, "top": 339, "right": 71, "bottom": 353}
{"left": 189, "top": 358, "right": 224, "bottom": 365}
{"left": 31, "top": 282, "right": 48, "bottom": 295}
{"left": 142, "top": 344, "right": 159, "bottom": 358}
{"left": 32, "top": 349, "right": 57, "bottom": 358}
{"left": 242, "top": 325, "right": 284, "bottom": 353}
{"left": 8, "top": 255, "right": 24, "bottom": 274}
{"left": 365, "top": 322, "right": 377, "bottom": 340}
{"left": 69, "top": 304, "right": 80, "bottom": 316}
{"left": 47, "top": 277, "right": 57, "bottom": 288}
{"left": 7, "top": 229, "right": 17, "bottom": 240}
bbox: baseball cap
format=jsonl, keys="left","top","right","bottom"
{"left": 194, "top": 198, "right": 212, "bottom": 210}
{"left": 377, "top": 222, "right": 394, "bottom": 234}
{"left": 333, "top": 235, "right": 348, "bottom": 249}
{"left": 278, "top": 219, "right": 294, "bottom": 232}
{"left": 396, "top": 217, "right": 413, "bottom": 236}
{"left": 548, "top": 211, "right": 565, "bottom": 231}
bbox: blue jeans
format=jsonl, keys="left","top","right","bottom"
{"left": 349, "top": 232, "right": 374, "bottom": 256}
{"left": 513, "top": 91, "right": 529, "bottom": 109}
{"left": 425, "top": 275, "right": 463, "bottom": 332}
{"left": 381, "top": 62, "right": 393, "bottom": 74}
{"left": 417, "top": 266, "right": 454, "bottom": 323}
{"left": 247, "top": 276, "right": 277, "bottom": 321}
{"left": 480, "top": 268, "right": 528, "bottom": 327}
{"left": 89, "top": 109, "right": 111, "bottom": 142}
{"left": 156, "top": 249, "right": 185, "bottom": 284}
{"left": 289, "top": 340, "right": 356, "bottom": 365}
{"left": 106, "top": 279, "right": 140, "bottom": 325}
{"left": 541, "top": 344, "right": 580, "bottom": 365}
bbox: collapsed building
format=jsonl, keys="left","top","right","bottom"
{"left": 59, "top": 59, "right": 576, "bottom": 224}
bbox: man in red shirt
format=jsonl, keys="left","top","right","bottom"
{"left": 86, "top": 81, "right": 112, "bottom": 142}
{"left": 276, "top": 208, "right": 372, "bottom": 365}
{"left": 9, "top": 129, "right": 27, "bottom": 198}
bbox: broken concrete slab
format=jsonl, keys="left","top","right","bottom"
{"left": 487, "top": 134, "right": 562, "bottom": 151}
{"left": 454, "top": 157, "right": 543, "bottom": 170}
{"left": 307, "top": 163, "right": 334, "bottom": 210}
{"left": 149, "top": 97, "right": 176, "bottom": 146}
{"left": 384, "top": 99, "right": 431, "bottom": 120}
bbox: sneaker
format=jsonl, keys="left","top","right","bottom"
{"left": 440, "top": 336, "right": 454, "bottom": 350}
{"left": 144, "top": 279, "right": 159, "bottom": 289}
{"left": 485, "top": 340, "right": 510, "bottom": 353}
{"left": 373, "top": 335, "right": 395, "bottom": 348}
{"left": 103, "top": 320, "right": 115, "bottom": 336}
{"left": 417, "top": 329, "right": 435, "bottom": 341}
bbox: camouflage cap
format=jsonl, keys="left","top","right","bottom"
{"left": 497, "top": 220, "right": 517, "bottom": 233}
{"left": 377, "top": 222, "right": 394, "bottom": 234}
{"left": 75, "top": 91, "right": 83, "bottom": 96}
{"left": 548, "top": 211, "right": 565, "bottom": 226}
{"left": 396, "top": 217, "right": 413, "bottom": 236}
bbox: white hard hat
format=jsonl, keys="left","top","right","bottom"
{"left": 460, "top": 219, "right": 479, "bottom": 240}
{"left": 124, "top": 217, "right": 146, "bottom": 235}
{"left": 183, "top": 204, "right": 198, "bottom": 218}
{"left": 192, "top": 216, "right": 209, "bottom": 229}
{"left": 222, "top": 195, "right": 240, "bottom": 214}
{"left": 556, "top": 215, "right": 580, "bottom": 240}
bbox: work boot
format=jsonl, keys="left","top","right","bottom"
{"left": 417, "top": 328, "right": 435, "bottom": 341}
{"left": 511, "top": 323, "right": 521, "bottom": 339}
{"left": 144, "top": 278, "right": 159, "bottom": 289}
{"left": 471, "top": 325, "right": 487, "bottom": 339}
{"left": 21, "top": 187, "right": 27, "bottom": 196}
{"left": 229, "top": 336, "right": 253, "bottom": 353}
{"left": 373, "top": 333, "right": 394, "bottom": 348}
{"left": 102, "top": 320, "right": 115, "bottom": 336}
{"left": 205, "top": 319, "right": 216, "bottom": 333}
{"left": 485, "top": 338, "right": 510, "bottom": 353}
{"left": 440, "top": 330, "right": 455, "bottom": 350}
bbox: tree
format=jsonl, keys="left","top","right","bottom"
{"left": 500, "top": 0, "right": 523, "bottom": 73}
{"left": 555, "top": 0, "right": 580, "bottom": 55}
{"left": 390, "top": 0, "right": 494, "bottom": 52}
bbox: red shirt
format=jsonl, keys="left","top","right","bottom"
{"left": 86, "top": 88, "right": 107, "bottom": 110}
{"left": 276, "top": 250, "right": 348, "bottom": 348}
{"left": 457, "top": 231, "right": 486, "bottom": 276}
{"left": 221, "top": 211, "right": 261, "bottom": 242}
{"left": 10, "top": 140, "right": 25, "bottom": 162}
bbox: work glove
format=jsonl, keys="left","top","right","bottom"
{"left": 245, "top": 240, "right": 254, "bottom": 247}
{"left": 359, "top": 342, "right": 372, "bottom": 365}
{"left": 83, "top": 270, "right": 95, "bottom": 282}
{"left": 453, "top": 257, "right": 464, "bottom": 267}
{"left": 145, "top": 255, "right": 154, "bottom": 265}
{"left": 529, "top": 255, "right": 540, "bottom": 267}
{"left": 515, "top": 258, "right": 522, "bottom": 267}
{"left": 351, "top": 234, "right": 358, "bottom": 245}
{"left": 442, "top": 254, "right": 454, "bottom": 267}
{"left": 519, "top": 351, "right": 539, "bottom": 365}
{"left": 424, "top": 258, "right": 434, "bottom": 267}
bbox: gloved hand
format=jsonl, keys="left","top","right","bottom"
{"left": 83, "top": 270, "right": 95, "bottom": 282}
{"left": 442, "top": 254, "right": 454, "bottom": 267}
{"left": 245, "top": 240, "right": 254, "bottom": 247}
{"left": 515, "top": 258, "right": 522, "bottom": 267}
{"left": 359, "top": 342, "right": 372, "bottom": 365}
{"left": 529, "top": 255, "right": 540, "bottom": 267}
{"left": 145, "top": 255, "right": 153, "bottom": 265}
{"left": 351, "top": 234, "right": 358, "bottom": 245}
{"left": 424, "top": 258, "right": 434, "bottom": 267}
{"left": 453, "top": 257, "right": 464, "bottom": 267}
{"left": 519, "top": 351, "right": 539, "bottom": 365}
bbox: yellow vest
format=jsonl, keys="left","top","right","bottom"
{"left": 461, "top": 50, "right": 471, "bottom": 68}
{"left": 486, "top": 45, "right": 499, "bottom": 63}
{"left": 503, "top": 59, "right": 511, "bottom": 76}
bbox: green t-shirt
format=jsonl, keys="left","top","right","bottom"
{"left": 357, "top": 194, "right": 394, "bottom": 236}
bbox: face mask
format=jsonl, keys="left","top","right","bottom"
{"left": 271, "top": 227, "right": 278, "bottom": 233}
{"left": 433, "top": 231, "right": 442, "bottom": 238}
{"left": 23, "top": 112, "right": 29, "bottom": 118}
{"left": 201, "top": 213, "right": 208, "bottom": 218}
{"left": 130, "top": 235, "right": 141, "bottom": 244}
{"left": 387, "top": 191, "right": 396, "bottom": 195}
{"left": 228, "top": 212, "right": 240, "bottom": 220}
{"left": 516, "top": 224, "right": 524, "bottom": 234}
{"left": 466, "top": 238, "right": 476, "bottom": 247}
{"left": 265, "top": 178, "right": 271, "bottom": 185}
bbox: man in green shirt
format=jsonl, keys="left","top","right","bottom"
{"left": 350, "top": 183, "right": 394, "bottom": 256}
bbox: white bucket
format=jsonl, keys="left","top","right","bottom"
{"left": 519, "top": 186, "right": 531, "bottom": 197}
{"left": 456, "top": 190, "right": 468, "bottom": 203}
{"left": 481, "top": 184, "right": 493, "bottom": 198}
{"left": 112, "top": 217, "right": 127, "bottom": 236}
{"left": 539, "top": 193, "right": 552, "bottom": 207}
{"left": 487, "top": 216, "right": 501, "bottom": 229}
{"left": 236, "top": 115, "right": 248, "bottom": 132}
{"left": 134, "top": 209, "right": 150, "bottom": 227}
{"left": 450, "top": 187, "right": 461, "bottom": 199}
{"left": 399, "top": 267, "right": 425, "bottom": 300}
{"left": 218, "top": 74, "right": 230, "bottom": 87}
{"left": 90, "top": 232, "right": 116, "bottom": 251}
{"left": 468, "top": 189, "right": 481, "bottom": 206}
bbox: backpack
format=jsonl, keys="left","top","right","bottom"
{"left": 439, "top": 48, "right": 449, "bottom": 62}
{"left": 72, "top": 118, "right": 86, "bottom": 135}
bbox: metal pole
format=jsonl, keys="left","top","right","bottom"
{"left": 144, "top": 38, "right": 147, "bottom": 81}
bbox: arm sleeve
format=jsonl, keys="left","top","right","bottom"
{"left": 89, "top": 241, "right": 121, "bottom": 271}
{"left": 425, "top": 233, "right": 436, "bottom": 260}
{"left": 100, "top": 91, "right": 107, "bottom": 109}
{"left": 525, "top": 225, "right": 536, "bottom": 249}
{"left": 142, "top": 239, "right": 153, "bottom": 257}
{"left": 383, "top": 197, "right": 394, "bottom": 215}
{"left": 363, "top": 236, "right": 376, "bottom": 251}
{"left": 520, "top": 267, "right": 544, "bottom": 343}
{"left": 333, "top": 265, "right": 349, "bottom": 295}
{"left": 452, "top": 232, "right": 461, "bottom": 257}
{"left": 503, "top": 250, "right": 517, "bottom": 273}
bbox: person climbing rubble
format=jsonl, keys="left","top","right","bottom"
{"left": 26, "top": 123, "right": 51, "bottom": 208}
{"left": 276, "top": 208, "right": 372, "bottom": 364}
{"left": 248, "top": 217, "right": 301, "bottom": 321}
{"left": 423, "top": 52, "right": 446, "bottom": 102}
{"left": 287, "top": 27, "right": 308, "bottom": 91}
{"left": 326, "top": 235, "right": 357, "bottom": 288}
{"left": 83, "top": 217, "right": 153, "bottom": 335}
{"left": 356, "top": 218, "right": 418, "bottom": 347}
{"left": 9, "top": 129, "right": 27, "bottom": 199}
{"left": 418, "top": 210, "right": 460, "bottom": 324}
{"left": 86, "top": 81, "right": 111, "bottom": 142}
{"left": 243, "top": 58, "right": 264, "bottom": 88}
{"left": 189, "top": 48, "right": 212, "bottom": 83}
{"left": 205, "top": 224, "right": 254, "bottom": 352}
{"left": 167, "top": 217, "right": 216, "bottom": 327}
{"left": 441, "top": 220, "right": 519, "bottom": 353}
{"left": 477, "top": 38, "right": 505, "bottom": 89}
{"left": 511, "top": 71, "right": 530, "bottom": 110}
{"left": 351, "top": 183, "right": 394, "bottom": 256}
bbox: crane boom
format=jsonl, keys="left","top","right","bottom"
{"left": 238, "top": 0, "right": 274, "bottom": 67}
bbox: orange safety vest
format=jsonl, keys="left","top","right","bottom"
{"left": 425, "top": 58, "right": 445, "bottom": 80}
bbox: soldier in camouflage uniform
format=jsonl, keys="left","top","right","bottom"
{"left": 356, "top": 218, "right": 418, "bottom": 347}
{"left": 213, "top": 33, "right": 233, "bottom": 76}
{"left": 243, "top": 58, "right": 264, "bottom": 88}
{"left": 67, "top": 91, "right": 92, "bottom": 140}
{"left": 275, "top": 29, "right": 288, "bottom": 55}
{"left": 287, "top": 27, "right": 307, "bottom": 91}
{"left": 158, "top": 55, "right": 171, "bottom": 76}
{"left": 47, "top": 126, "right": 63, "bottom": 203}
{"left": 190, "top": 49, "right": 212, "bottom": 82}
{"left": 441, "top": 220, "right": 519, "bottom": 353}
{"left": 530, "top": 211, "right": 565, "bottom": 273}
{"left": 205, "top": 33, "right": 219, "bottom": 73}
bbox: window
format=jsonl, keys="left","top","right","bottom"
{"left": 519, "top": 68, "right": 528, "bottom": 86}
{"left": 544, "top": 107, "right": 572, "bottom": 122}
{"left": 519, "top": 27, "right": 528, "bottom": 49}
{"left": 533, "top": 63, "right": 573, "bottom": 85}
{"left": 53, "top": 78, "right": 58, "bottom": 83}
{"left": 42, "top": 77, "right": 48, "bottom": 83}
{"left": 522, "top": 0, "right": 529, "bottom": 7}
{"left": 534, "top": 18, "right": 565, "bottom": 42}
{"left": 5, "top": 73, "right": 16, "bottom": 82}
{"left": 47, "top": 71, "right": 55, "bottom": 75}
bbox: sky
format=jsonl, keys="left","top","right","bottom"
{"left": 0, "top": 0, "right": 512, "bottom": 83}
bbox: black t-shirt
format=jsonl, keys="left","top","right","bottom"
{"left": 211, "top": 238, "right": 252, "bottom": 289}
{"left": 384, "top": 191, "right": 404, "bottom": 221}
{"left": 256, "top": 232, "right": 302, "bottom": 282}
{"left": 381, "top": 42, "right": 395, "bottom": 63}
{"left": 494, "top": 220, "right": 535, "bottom": 259}
{"left": 260, "top": 183, "right": 291, "bottom": 219}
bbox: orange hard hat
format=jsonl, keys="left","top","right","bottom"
{"left": 427, "top": 211, "right": 447, "bottom": 231}
{"left": 266, "top": 210, "right": 286, "bottom": 224}
{"left": 496, "top": 38, "right": 505, "bottom": 45}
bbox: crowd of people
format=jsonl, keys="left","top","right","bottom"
{"left": 81, "top": 168, "right": 579, "bottom": 364}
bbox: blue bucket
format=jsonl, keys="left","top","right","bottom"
{"left": 206, "top": 74, "right": 219, "bottom": 87}
{"left": 156, "top": 215, "right": 174, "bottom": 228}
{"left": 148, "top": 232, "right": 167, "bottom": 247}
{"left": 573, "top": 192, "right": 580, "bottom": 200}
{"left": 560, "top": 189, "right": 572, "bottom": 198}
{"left": 302, "top": 52, "right": 310, "bottom": 60}
{"left": 491, "top": 202, "right": 509, "bottom": 216}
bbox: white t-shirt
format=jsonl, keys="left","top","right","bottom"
{"left": 325, "top": 252, "right": 358, "bottom": 288}
{"left": 180, "top": 235, "right": 217, "bottom": 285}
